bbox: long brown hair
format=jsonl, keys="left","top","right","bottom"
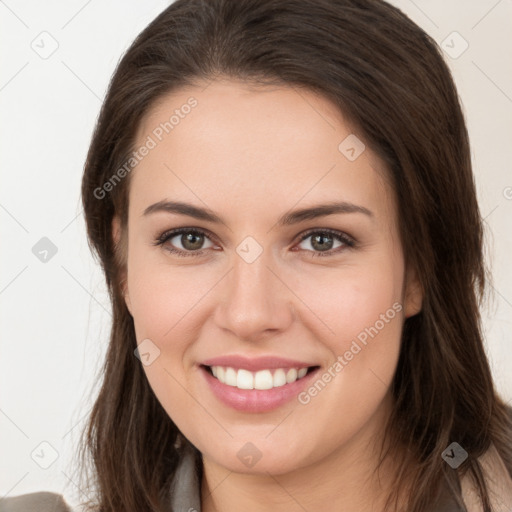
{"left": 77, "top": 0, "right": 512, "bottom": 510}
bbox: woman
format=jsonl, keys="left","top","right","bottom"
{"left": 2, "top": 0, "right": 511, "bottom": 511}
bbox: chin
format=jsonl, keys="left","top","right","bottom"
{"left": 198, "top": 434, "right": 320, "bottom": 476}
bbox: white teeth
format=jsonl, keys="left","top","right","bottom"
{"left": 254, "top": 369, "right": 273, "bottom": 390}
{"left": 297, "top": 367, "right": 308, "bottom": 379}
{"left": 209, "top": 365, "right": 311, "bottom": 390}
{"left": 286, "top": 368, "right": 297, "bottom": 383}
{"left": 237, "top": 369, "right": 254, "bottom": 389}
{"left": 273, "top": 368, "right": 287, "bottom": 387}
{"left": 225, "top": 367, "right": 237, "bottom": 386}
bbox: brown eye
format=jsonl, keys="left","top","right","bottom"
{"left": 296, "top": 229, "right": 355, "bottom": 257}
{"left": 177, "top": 232, "right": 206, "bottom": 251}
{"left": 155, "top": 228, "right": 215, "bottom": 257}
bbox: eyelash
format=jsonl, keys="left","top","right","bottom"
{"left": 153, "top": 227, "right": 356, "bottom": 258}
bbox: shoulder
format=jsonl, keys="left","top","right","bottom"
{"left": 460, "top": 444, "right": 512, "bottom": 512}
{"left": 0, "top": 492, "right": 73, "bottom": 512}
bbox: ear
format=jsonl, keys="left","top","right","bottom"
{"left": 403, "top": 266, "right": 423, "bottom": 318}
{"left": 112, "top": 215, "right": 132, "bottom": 314}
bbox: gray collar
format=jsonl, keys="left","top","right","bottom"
{"left": 169, "top": 443, "right": 202, "bottom": 512}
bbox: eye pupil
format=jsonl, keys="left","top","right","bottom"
{"left": 311, "top": 233, "right": 333, "bottom": 251}
{"left": 182, "top": 232, "right": 204, "bottom": 250}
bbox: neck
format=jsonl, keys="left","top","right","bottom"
{"left": 200, "top": 394, "right": 407, "bottom": 512}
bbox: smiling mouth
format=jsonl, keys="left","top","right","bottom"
{"left": 201, "top": 364, "right": 319, "bottom": 390}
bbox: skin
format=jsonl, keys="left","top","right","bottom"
{"left": 114, "top": 79, "right": 423, "bottom": 511}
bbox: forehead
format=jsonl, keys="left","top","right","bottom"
{"left": 129, "top": 80, "right": 394, "bottom": 226}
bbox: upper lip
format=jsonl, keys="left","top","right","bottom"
{"left": 201, "top": 355, "right": 318, "bottom": 372}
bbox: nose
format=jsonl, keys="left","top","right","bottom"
{"left": 212, "top": 249, "right": 295, "bottom": 342}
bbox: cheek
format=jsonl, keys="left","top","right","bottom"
{"left": 281, "top": 264, "right": 404, "bottom": 462}
{"left": 125, "top": 253, "right": 208, "bottom": 427}
{"left": 290, "top": 255, "right": 403, "bottom": 347}
{"left": 125, "top": 252, "right": 193, "bottom": 411}
{"left": 126, "top": 243, "right": 205, "bottom": 342}
{"left": 288, "top": 253, "right": 404, "bottom": 410}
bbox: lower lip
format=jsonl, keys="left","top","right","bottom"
{"left": 200, "top": 365, "right": 320, "bottom": 413}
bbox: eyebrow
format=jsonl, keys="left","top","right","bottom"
{"left": 143, "top": 200, "right": 373, "bottom": 226}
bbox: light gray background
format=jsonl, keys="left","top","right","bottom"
{"left": 1, "top": 0, "right": 511, "bottom": 505}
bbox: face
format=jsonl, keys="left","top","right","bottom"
{"left": 116, "top": 79, "right": 422, "bottom": 476}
